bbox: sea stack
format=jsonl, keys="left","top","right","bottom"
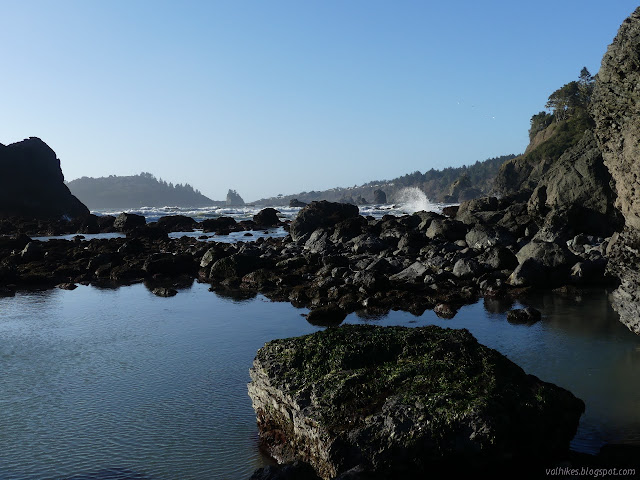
{"left": 0, "top": 137, "right": 89, "bottom": 220}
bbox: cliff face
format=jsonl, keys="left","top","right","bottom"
{"left": 591, "top": 7, "right": 640, "bottom": 231}
{"left": 0, "top": 137, "right": 89, "bottom": 220}
{"left": 591, "top": 7, "right": 640, "bottom": 334}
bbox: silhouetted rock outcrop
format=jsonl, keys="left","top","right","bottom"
{"left": 226, "top": 189, "right": 245, "bottom": 206}
{"left": 0, "top": 137, "right": 89, "bottom": 220}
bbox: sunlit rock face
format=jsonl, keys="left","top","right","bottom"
{"left": 591, "top": 7, "right": 640, "bottom": 335}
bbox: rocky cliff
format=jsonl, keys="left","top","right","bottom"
{"left": 591, "top": 6, "right": 640, "bottom": 334}
{"left": 0, "top": 137, "right": 89, "bottom": 220}
{"left": 592, "top": 6, "right": 640, "bottom": 231}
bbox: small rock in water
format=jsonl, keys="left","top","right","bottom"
{"left": 507, "top": 307, "right": 542, "bottom": 324}
{"left": 244, "top": 232, "right": 253, "bottom": 237}
{"left": 152, "top": 287, "right": 178, "bottom": 297}
{"left": 57, "top": 283, "right": 78, "bottom": 290}
{"left": 434, "top": 302, "right": 457, "bottom": 319}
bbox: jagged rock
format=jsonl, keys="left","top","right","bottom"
{"left": 0, "top": 137, "right": 89, "bottom": 220}
{"left": 372, "top": 189, "right": 387, "bottom": 204}
{"left": 290, "top": 201, "right": 359, "bottom": 242}
{"left": 526, "top": 131, "right": 622, "bottom": 237}
{"left": 226, "top": 189, "right": 245, "bottom": 206}
{"left": 289, "top": 199, "right": 308, "bottom": 208}
{"left": 248, "top": 325, "right": 585, "bottom": 479}
{"left": 388, "top": 261, "right": 427, "bottom": 283}
{"left": 515, "top": 240, "right": 577, "bottom": 269}
{"left": 592, "top": 7, "right": 640, "bottom": 231}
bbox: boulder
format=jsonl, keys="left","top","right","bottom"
{"left": 0, "top": 137, "right": 89, "bottom": 220}
{"left": 254, "top": 208, "right": 281, "bottom": 227}
{"left": 201, "top": 216, "right": 237, "bottom": 233}
{"left": 290, "top": 201, "right": 360, "bottom": 242}
{"left": 156, "top": 215, "right": 197, "bottom": 232}
{"left": 507, "top": 307, "right": 542, "bottom": 324}
{"left": 515, "top": 240, "right": 576, "bottom": 269}
{"left": 249, "top": 325, "right": 585, "bottom": 479}
{"left": 425, "top": 218, "right": 467, "bottom": 241}
{"left": 113, "top": 212, "right": 146, "bottom": 232}
{"left": 289, "top": 199, "right": 307, "bottom": 208}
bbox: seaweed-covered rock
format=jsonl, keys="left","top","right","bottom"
{"left": 248, "top": 325, "right": 585, "bottom": 479}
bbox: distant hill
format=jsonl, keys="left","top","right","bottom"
{"left": 67, "top": 172, "right": 219, "bottom": 210}
{"left": 255, "top": 154, "right": 517, "bottom": 206}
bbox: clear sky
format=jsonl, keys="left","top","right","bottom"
{"left": 1, "top": 1, "right": 638, "bottom": 202}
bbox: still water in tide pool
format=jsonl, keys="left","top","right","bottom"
{"left": 0, "top": 282, "right": 639, "bottom": 480}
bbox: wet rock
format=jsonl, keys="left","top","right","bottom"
{"left": 249, "top": 461, "right": 322, "bottom": 480}
{"left": 388, "top": 261, "right": 427, "bottom": 283}
{"left": 507, "top": 307, "right": 542, "bottom": 324}
{"left": 433, "top": 302, "right": 457, "bottom": 318}
{"left": 465, "top": 225, "right": 514, "bottom": 250}
{"left": 305, "top": 305, "right": 347, "bottom": 326}
{"left": 151, "top": 287, "right": 178, "bottom": 297}
{"left": 249, "top": 325, "right": 585, "bottom": 479}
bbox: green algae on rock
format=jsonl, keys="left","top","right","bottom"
{"left": 248, "top": 324, "right": 585, "bottom": 479}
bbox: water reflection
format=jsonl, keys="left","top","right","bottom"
{"left": 0, "top": 284, "right": 638, "bottom": 479}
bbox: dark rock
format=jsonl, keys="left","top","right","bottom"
{"left": 425, "top": 218, "right": 467, "bottom": 241}
{"left": 508, "top": 258, "right": 546, "bottom": 287}
{"left": 201, "top": 216, "right": 237, "bottom": 233}
{"left": 441, "top": 205, "right": 459, "bottom": 217}
{"left": 372, "top": 189, "right": 387, "bottom": 204}
{"left": 249, "top": 325, "right": 585, "bottom": 479}
{"left": 226, "top": 189, "right": 245, "bottom": 206}
{"left": 465, "top": 224, "right": 514, "bottom": 250}
{"left": 433, "top": 302, "right": 458, "bottom": 318}
{"left": 290, "top": 201, "right": 360, "bottom": 242}
{"left": 151, "top": 287, "right": 178, "bottom": 297}
{"left": 254, "top": 208, "right": 280, "bottom": 227}
{"left": 515, "top": 240, "right": 577, "bottom": 270}
{"left": 452, "top": 257, "right": 481, "bottom": 278}
{"left": 113, "top": 213, "right": 146, "bottom": 232}
{"left": 306, "top": 305, "right": 347, "bottom": 326}
{"left": 209, "top": 253, "right": 259, "bottom": 279}
{"left": 289, "top": 199, "right": 308, "bottom": 208}
{"left": 0, "top": 137, "right": 89, "bottom": 220}
{"left": 156, "top": 215, "right": 197, "bottom": 232}
{"left": 143, "top": 253, "right": 196, "bottom": 276}
{"left": 249, "top": 461, "right": 322, "bottom": 480}
{"left": 507, "top": 307, "right": 542, "bottom": 324}
{"left": 57, "top": 283, "right": 78, "bottom": 290}
{"left": 478, "top": 246, "right": 518, "bottom": 271}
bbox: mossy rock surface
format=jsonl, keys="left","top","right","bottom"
{"left": 249, "top": 324, "right": 585, "bottom": 479}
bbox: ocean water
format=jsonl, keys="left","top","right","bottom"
{"left": 4, "top": 191, "right": 640, "bottom": 478}
{"left": 0, "top": 284, "right": 639, "bottom": 480}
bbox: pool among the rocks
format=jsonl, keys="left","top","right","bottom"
{"left": 0, "top": 282, "right": 638, "bottom": 479}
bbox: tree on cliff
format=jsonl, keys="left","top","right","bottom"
{"left": 544, "top": 67, "right": 594, "bottom": 122}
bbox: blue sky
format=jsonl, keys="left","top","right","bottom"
{"left": 1, "top": 1, "right": 638, "bottom": 202}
